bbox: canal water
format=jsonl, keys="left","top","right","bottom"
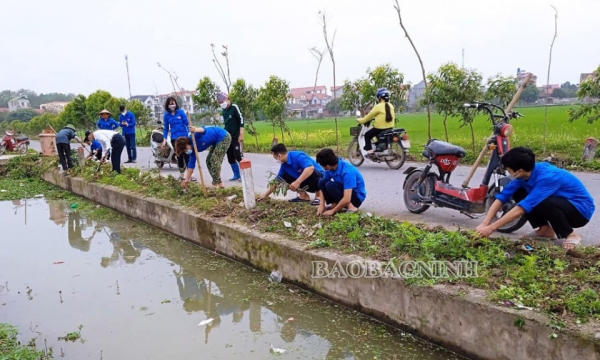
{"left": 0, "top": 198, "right": 467, "bottom": 359}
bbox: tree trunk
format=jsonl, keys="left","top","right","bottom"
{"left": 333, "top": 63, "right": 339, "bottom": 153}
{"left": 280, "top": 127, "right": 285, "bottom": 143}
{"left": 443, "top": 115, "right": 449, "bottom": 142}
{"left": 582, "top": 137, "right": 598, "bottom": 162}
{"left": 469, "top": 122, "right": 476, "bottom": 154}
{"left": 254, "top": 134, "right": 259, "bottom": 150}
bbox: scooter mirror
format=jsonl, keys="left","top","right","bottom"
{"left": 355, "top": 110, "right": 361, "bottom": 117}
{"left": 463, "top": 103, "right": 471, "bottom": 108}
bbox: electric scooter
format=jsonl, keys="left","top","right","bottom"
{"left": 402, "top": 102, "right": 527, "bottom": 233}
{"left": 347, "top": 110, "right": 410, "bottom": 170}
{"left": 0, "top": 130, "right": 30, "bottom": 155}
{"left": 149, "top": 121, "right": 178, "bottom": 169}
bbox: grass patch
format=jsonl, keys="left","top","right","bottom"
{"left": 5, "top": 154, "right": 600, "bottom": 325}
{"left": 0, "top": 323, "right": 53, "bottom": 359}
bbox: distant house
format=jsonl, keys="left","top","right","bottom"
{"left": 538, "top": 84, "right": 560, "bottom": 98}
{"left": 330, "top": 86, "right": 344, "bottom": 98}
{"left": 286, "top": 85, "right": 332, "bottom": 118}
{"left": 40, "top": 101, "right": 69, "bottom": 113}
{"left": 157, "top": 90, "right": 197, "bottom": 115}
{"left": 408, "top": 81, "right": 426, "bottom": 108}
{"left": 129, "top": 95, "right": 162, "bottom": 120}
{"left": 8, "top": 96, "right": 31, "bottom": 112}
{"left": 517, "top": 71, "right": 537, "bottom": 86}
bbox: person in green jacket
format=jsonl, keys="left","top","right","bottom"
{"left": 356, "top": 88, "right": 395, "bottom": 156}
{"left": 217, "top": 92, "right": 244, "bottom": 182}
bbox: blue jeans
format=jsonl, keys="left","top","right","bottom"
{"left": 318, "top": 178, "right": 363, "bottom": 208}
{"left": 124, "top": 133, "right": 136, "bottom": 161}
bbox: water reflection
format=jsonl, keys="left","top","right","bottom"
{"left": 0, "top": 198, "right": 465, "bottom": 360}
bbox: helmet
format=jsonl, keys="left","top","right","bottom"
{"left": 376, "top": 88, "right": 390, "bottom": 100}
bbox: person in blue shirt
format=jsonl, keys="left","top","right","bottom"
{"left": 84, "top": 139, "right": 103, "bottom": 161}
{"left": 258, "top": 143, "right": 324, "bottom": 205}
{"left": 162, "top": 96, "right": 195, "bottom": 181}
{"left": 315, "top": 148, "right": 367, "bottom": 216}
{"left": 96, "top": 109, "right": 120, "bottom": 131}
{"left": 476, "top": 147, "right": 595, "bottom": 250}
{"left": 119, "top": 105, "right": 137, "bottom": 163}
{"left": 174, "top": 125, "right": 231, "bottom": 189}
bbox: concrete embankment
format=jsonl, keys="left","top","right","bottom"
{"left": 42, "top": 170, "right": 600, "bottom": 360}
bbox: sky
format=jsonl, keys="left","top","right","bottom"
{"left": 1, "top": 0, "right": 599, "bottom": 98}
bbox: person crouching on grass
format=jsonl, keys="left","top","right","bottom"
{"left": 315, "top": 148, "right": 367, "bottom": 216}
{"left": 84, "top": 129, "right": 126, "bottom": 174}
{"left": 175, "top": 125, "right": 231, "bottom": 189}
{"left": 476, "top": 147, "right": 595, "bottom": 251}
{"left": 257, "top": 143, "right": 324, "bottom": 205}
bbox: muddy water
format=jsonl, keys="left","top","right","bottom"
{"left": 0, "top": 199, "right": 466, "bottom": 360}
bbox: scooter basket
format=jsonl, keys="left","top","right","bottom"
{"left": 157, "top": 146, "right": 171, "bottom": 159}
{"left": 349, "top": 126, "right": 361, "bottom": 137}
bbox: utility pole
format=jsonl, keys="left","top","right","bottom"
{"left": 462, "top": 49, "right": 465, "bottom": 68}
{"left": 125, "top": 55, "right": 132, "bottom": 98}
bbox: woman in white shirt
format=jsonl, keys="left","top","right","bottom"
{"left": 84, "top": 130, "right": 126, "bottom": 173}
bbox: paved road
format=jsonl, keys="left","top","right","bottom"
{"left": 29, "top": 141, "right": 600, "bottom": 245}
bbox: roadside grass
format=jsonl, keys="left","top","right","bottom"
{"left": 5, "top": 154, "right": 600, "bottom": 325}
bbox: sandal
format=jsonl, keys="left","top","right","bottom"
{"left": 289, "top": 197, "right": 310, "bottom": 203}
{"left": 519, "top": 230, "right": 557, "bottom": 241}
{"left": 562, "top": 234, "right": 582, "bottom": 251}
{"left": 311, "top": 199, "right": 320, "bottom": 206}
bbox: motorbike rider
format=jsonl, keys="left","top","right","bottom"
{"left": 356, "top": 88, "right": 395, "bottom": 157}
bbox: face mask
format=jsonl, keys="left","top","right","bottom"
{"left": 220, "top": 102, "right": 228, "bottom": 109}
{"left": 508, "top": 171, "right": 521, "bottom": 180}
{"left": 121, "top": 112, "right": 126, "bottom": 115}
{"left": 169, "top": 105, "right": 176, "bottom": 111}
{"left": 185, "top": 149, "right": 192, "bottom": 155}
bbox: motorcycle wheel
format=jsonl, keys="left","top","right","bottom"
{"left": 485, "top": 185, "right": 528, "bottom": 233}
{"left": 155, "top": 161, "right": 164, "bottom": 169}
{"left": 0, "top": 144, "right": 5, "bottom": 156}
{"left": 385, "top": 142, "right": 407, "bottom": 170}
{"left": 403, "top": 170, "right": 434, "bottom": 214}
{"left": 17, "top": 144, "right": 27, "bottom": 155}
{"left": 347, "top": 139, "right": 364, "bottom": 167}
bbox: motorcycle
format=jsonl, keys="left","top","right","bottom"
{"left": 149, "top": 121, "right": 178, "bottom": 169}
{"left": 347, "top": 110, "right": 410, "bottom": 170}
{"left": 402, "top": 102, "right": 527, "bottom": 233}
{"left": 0, "top": 130, "right": 30, "bottom": 156}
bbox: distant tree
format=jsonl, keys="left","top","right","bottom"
{"left": 85, "top": 90, "right": 113, "bottom": 122}
{"left": 230, "top": 78, "right": 259, "bottom": 148}
{"left": 569, "top": 65, "right": 600, "bottom": 124}
{"left": 5, "top": 109, "right": 38, "bottom": 123}
{"left": 552, "top": 88, "right": 567, "bottom": 99}
{"left": 521, "top": 85, "right": 539, "bottom": 103}
{"left": 458, "top": 67, "right": 484, "bottom": 153}
{"left": 257, "top": 76, "right": 290, "bottom": 143}
{"left": 126, "top": 100, "right": 152, "bottom": 126}
{"left": 192, "top": 76, "right": 221, "bottom": 125}
{"left": 485, "top": 74, "right": 518, "bottom": 108}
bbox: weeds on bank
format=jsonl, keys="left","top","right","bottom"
{"left": 0, "top": 323, "right": 53, "bottom": 359}
{"left": 5, "top": 154, "right": 600, "bottom": 324}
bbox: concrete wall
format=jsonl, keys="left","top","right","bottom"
{"left": 42, "top": 171, "right": 600, "bottom": 360}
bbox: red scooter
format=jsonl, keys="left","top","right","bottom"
{"left": 0, "top": 130, "right": 30, "bottom": 155}
{"left": 402, "top": 102, "right": 527, "bottom": 233}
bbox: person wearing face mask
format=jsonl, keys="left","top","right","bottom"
{"left": 315, "top": 148, "right": 367, "bottom": 216}
{"left": 257, "top": 143, "right": 324, "bottom": 204}
{"left": 216, "top": 92, "right": 244, "bottom": 182}
{"left": 161, "top": 96, "right": 195, "bottom": 181}
{"left": 174, "top": 125, "right": 231, "bottom": 188}
{"left": 119, "top": 104, "right": 137, "bottom": 163}
{"left": 476, "top": 147, "right": 595, "bottom": 250}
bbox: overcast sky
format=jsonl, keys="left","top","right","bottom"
{"left": 1, "top": 0, "right": 598, "bottom": 98}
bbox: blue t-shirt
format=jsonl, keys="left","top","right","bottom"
{"left": 119, "top": 111, "right": 136, "bottom": 135}
{"left": 187, "top": 126, "right": 228, "bottom": 169}
{"left": 322, "top": 159, "right": 366, "bottom": 202}
{"left": 277, "top": 151, "right": 324, "bottom": 180}
{"left": 97, "top": 117, "right": 120, "bottom": 130}
{"left": 495, "top": 161, "right": 595, "bottom": 220}
{"left": 90, "top": 140, "right": 102, "bottom": 152}
{"left": 163, "top": 109, "right": 189, "bottom": 140}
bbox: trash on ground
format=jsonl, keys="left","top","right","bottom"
{"left": 198, "top": 318, "right": 214, "bottom": 327}
{"left": 269, "top": 270, "right": 282, "bottom": 283}
{"left": 0, "top": 190, "right": 6, "bottom": 192}
{"left": 283, "top": 221, "right": 292, "bottom": 228}
{"left": 70, "top": 203, "right": 78, "bottom": 209}
{"left": 268, "top": 343, "right": 286, "bottom": 354}
{"left": 53, "top": 261, "right": 65, "bottom": 265}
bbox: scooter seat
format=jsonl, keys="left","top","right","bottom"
{"left": 151, "top": 132, "right": 164, "bottom": 143}
{"left": 426, "top": 140, "right": 466, "bottom": 157}
{"left": 16, "top": 136, "right": 29, "bottom": 141}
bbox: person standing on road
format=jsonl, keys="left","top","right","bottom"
{"left": 96, "top": 109, "right": 120, "bottom": 131}
{"left": 84, "top": 129, "right": 126, "bottom": 174}
{"left": 476, "top": 147, "right": 595, "bottom": 250}
{"left": 55, "top": 124, "right": 82, "bottom": 175}
{"left": 161, "top": 96, "right": 196, "bottom": 181}
{"left": 119, "top": 104, "right": 137, "bottom": 163}
{"left": 217, "top": 92, "right": 244, "bottom": 182}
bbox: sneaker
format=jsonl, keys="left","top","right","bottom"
{"left": 132, "top": 160, "right": 137, "bottom": 163}
{"left": 124, "top": 160, "right": 133, "bottom": 164}
{"left": 190, "top": 177, "right": 197, "bottom": 182}
{"left": 229, "top": 177, "right": 241, "bottom": 182}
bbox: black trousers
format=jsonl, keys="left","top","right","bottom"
{"left": 513, "top": 188, "right": 589, "bottom": 238}
{"left": 57, "top": 143, "right": 73, "bottom": 171}
{"left": 280, "top": 171, "right": 322, "bottom": 193}
{"left": 227, "top": 138, "right": 243, "bottom": 164}
{"left": 110, "top": 134, "right": 126, "bottom": 174}
{"left": 171, "top": 138, "right": 189, "bottom": 173}
{"left": 363, "top": 127, "right": 389, "bottom": 151}
{"left": 318, "top": 178, "right": 363, "bottom": 208}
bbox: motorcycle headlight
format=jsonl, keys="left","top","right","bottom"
{"left": 500, "top": 123, "right": 514, "bottom": 137}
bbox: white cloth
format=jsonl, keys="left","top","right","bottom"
{"left": 93, "top": 130, "right": 119, "bottom": 153}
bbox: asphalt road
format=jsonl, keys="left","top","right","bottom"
{"left": 29, "top": 141, "right": 600, "bottom": 245}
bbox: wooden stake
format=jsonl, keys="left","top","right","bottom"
{"left": 189, "top": 129, "right": 208, "bottom": 196}
{"left": 461, "top": 73, "right": 532, "bottom": 188}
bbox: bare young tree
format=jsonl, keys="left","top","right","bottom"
{"left": 306, "top": 46, "right": 326, "bottom": 150}
{"left": 393, "top": 0, "right": 432, "bottom": 139}
{"left": 543, "top": 6, "right": 558, "bottom": 154}
{"left": 320, "top": 11, "right": 340, "bottom": 152}
{"left": 211, "top": 44, "right": 232, "bottom": 93}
